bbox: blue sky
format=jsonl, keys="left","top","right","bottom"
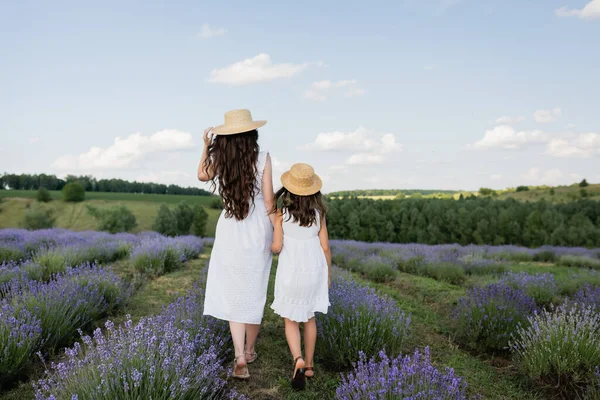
{"left": 1, "top": 0, "right": 599, "bottom": 192}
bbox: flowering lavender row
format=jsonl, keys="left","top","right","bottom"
{"left": 130, "top": 235, "right": 205, "bottom": 276}
{"left": 33, "top": 284, "right": 243, "bottom": 400}
{"left": 510, "top": 301, "right": 600, "bottom": 398}
{"left": 574, "top": 285, "right": 600, "bottom": 311}
{"left": 498, "top": 272, "right": 558, "bottom": 306}
{"left": 335, "top": 347, "right": 469, "bottom": 400}
{"left": 317, "top": 271, "right": 411, "bottom": 368}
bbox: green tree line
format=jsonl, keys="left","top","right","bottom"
{"left": 0, "top": 173, "right": 211, "bottom": 196}
{"left": 326, "top": 197, "right": 600, "bottom": 248}
{"left": 328, "top": 189, "right": 459, "bottom": 197}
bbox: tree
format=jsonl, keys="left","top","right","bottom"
{"left": 210, "top": 197, "right": 224, "bottom": 210}
{"left": 516, "top": 186, "right": 529, "bottom": 192}
{"left": 478, "top": 188, "right": 496, "bottom": 196}
{"left": 579, "top": 179, "right": 589, "bottom": 187}
{"left": 153, "top": 204, "right": 178, "bottom": 236}
{"left": 22, "top": 208, "right": 55, "bottom": 230}
{"left": 173, "top": 202, "right": 194, "bottom": 235}
{"left": 549, "top": 188, "right": 555, "bottom": 196}
{"left": 86, "top": 205, "right": 137, "bottom": 233}
{"left": 36, "top": 187, "right": 52, "bottom": 202}
{"left": 62, "top": 182, "right": 85, "bottom": 202}
{"left": 192, "top": 204, "right": 209, "bottom": 237}
{"left": 580, "top": 188, "right": 588, "bottom": 198}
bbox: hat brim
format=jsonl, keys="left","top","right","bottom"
{"left": 212, "top": 120, "right": 267, "bottom": 135}
{"left": 281, "top": 172, "right": 323, "bottom": 196}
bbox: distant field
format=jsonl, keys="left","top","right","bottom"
{"left": 0, "top": 191, "right": 220, "bottom": 236}
{"left": 497, "top": 183, "right": 600, "bottom": 202}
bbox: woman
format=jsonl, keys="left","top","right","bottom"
{"left": 198, "top": 109, "right": 275, "bottom": 379}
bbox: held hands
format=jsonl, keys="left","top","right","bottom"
{"left": 203, "top": 127, "right": 214, "bottom": 146}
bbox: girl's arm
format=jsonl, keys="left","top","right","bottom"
{"left": 197, "top": 127, "right": 215, "bottom": 182}
{"left": 318, "top": 215, "right": 332, "bottom": 287}
{"left": 262, "top": 153, "right": 276, "bottom": 226}
{"left": 271, "top": 211, "right": 283, "bottom": 254}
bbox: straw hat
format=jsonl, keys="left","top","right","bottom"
{"left": 212, "top": 109, "right": 267, "bottom": 135}
{"left": 281, "top": 163, "right": 323, "bottom": 196}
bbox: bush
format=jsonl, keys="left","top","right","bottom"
{"left": 510, "top": 302, "right": 600, "bottom": 398}
{"left": 22, "top": 208, "right": 55, "bottom": 230}
{"left": 192, "top": 205, "right": 209, "bottom": 237}
{"left": 62, "top": 182, "right": 85, "bottom": 202}
{"left": 581, "top": 188, "right": 589, "bottom": 198}
{"left": 0, "top": 303, "right": 43, "bottom": 386}
{"left": 86, "top": 205, "right": 137, "bottom": 233}
{"left": 516, "top": 186, "right": 529, "bottom": 192}
{"left": 573, "top": 285, "right": 600, "bottom": 312}
{"left": 532, "top": 250, "right": 556, "bottom": 263}
{"left": 355, "top": 255, "right": 396, "bottom": 283}
{"left": 36, "top": 188, "right": 52, "bottom": 203}
{"left": 173, "top": 202, "right": 194, "bottom": 235}
{"left": 454, "top": 283, "right": 537, "bottom": 351}
{"left": 479, "top": 187, "right": 496, "bottom": 196}
{"left": 335, "top": 347, "right": 469, "bottom": 400}
{"left": 557, "top": 272, "right": 600, "bottom": 297}
{"left": 558, "top": 255, "right": 600, "bottom": 269}
{"left": 152, "top": 204, "right": 178, "bottom": 237}
{"left": 580, "top": 179, "right": 589, "bottom": 188}
{"left": 130, "top": 238, "right": 186, "bottom": 277}
{"left": 317, "top": 275, "right": 411, "bottom": 368}
{"left": 209, "top": 197, "right": 223, "bottom": 210}
{"left": 498, "top": 272, "right": 558, "bottom": 306}
{"left": 422, "top": 262, "right": 466, "bottom": 284}
{"left": 549, "top": 188, "right": 555, "bottom": 196}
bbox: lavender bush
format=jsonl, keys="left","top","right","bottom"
{"left": 130, "top": 237, "right": 191, "bottom": 277}
{"left": 0, "top": 302, "right": 43, "bottom": 387}
{"left": 558, "top": 255, "right": 600, "bottom": 269}
{"left": 454, "top": 283, "right": 537, "bottom": 351}
{"left": 498, "top": 272, "right": 558, "bottom": 306}
{"left": 573, "top": 285, "right": 600, "bottom": 311}
{"left": 335, "top": 347, "right": 469, "bottom": 400}
{"left": 510, "top": 301, "right": 600, "bottom": 398}
{"left": 317, "top": 274, "right": 411, "bottom": 368}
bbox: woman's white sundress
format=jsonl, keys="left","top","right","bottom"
{"left": 271, "top": 210, "right": 329, "bottom": 323}
{"left": 203, "top": 151, "right": 273, "bottom": 325}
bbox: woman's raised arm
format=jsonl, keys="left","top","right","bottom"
{"left": 262, "top": 153, "right": 276, "bottom": 226}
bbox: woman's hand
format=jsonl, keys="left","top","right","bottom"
{"left": 203, "top": 127, "right": 214, "bottom": 146}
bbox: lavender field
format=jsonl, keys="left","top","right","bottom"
{"left": 2, "top": 229, "right": 600, "bottom": 399}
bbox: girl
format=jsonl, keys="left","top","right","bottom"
{"left": 270, "top": 163, "right": 331, "bottom": 390}
{"left": 198, "top": 109, "right": 275, "bottom": 379}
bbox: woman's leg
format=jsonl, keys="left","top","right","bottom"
{"left": 284, "top": 318, "right": 305, "bottom": 372}
{"left": 245, "top": 323, "right": 260, "bottom": 359}
{"left": 230, "top": 321, "right": 247, "bottom": 374}
{"left": 303, "top": 317, "right": 317, "bottom": 377}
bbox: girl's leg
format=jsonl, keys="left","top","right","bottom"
{"left": 245, "top": 323, "right": 260, "bottom": 360}
{"left": 285, "top": 318, "right": 305, "bottom": 373}
{"left": 303, "top": 317, "right": 317, "bottom": 377}
{"left": 229, "top": 321, "right": 247, "bottom": 374}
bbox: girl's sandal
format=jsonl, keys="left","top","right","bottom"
{"left": 291, "top": 356, "right": 306, "bottom": 390}
{"left": 245, "top": 351, "right": 258, "bottom": 364}
{"left": 305, "top": 366, "right": 314, "bottom": 379}
{"left": 232, "top": 355, "right": 250, "bottom": 380}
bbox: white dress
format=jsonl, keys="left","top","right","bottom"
{"left": 271, "top": 210, "right": 329, "bottom": 323}
{"left": 203, "top": 151, "right": 273, "bottom": 325}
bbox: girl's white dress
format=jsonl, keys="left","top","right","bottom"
{"left": 271, "top": 210, "right": 329, "bottom": 323}
{"left": 203, "top": 151, "right": 273, "bottom": 325}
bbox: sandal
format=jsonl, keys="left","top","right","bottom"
{"left": 245, "top": 351, "right": 258, "bottom": 364}
{"left": 291, "top": 356, "right": 306, "bottom": 390}
{"left": 232, "top": 355, "right": 250, "bottom": 380}
{"left": 305, "top": 366, "right": 314, "bottom": 379}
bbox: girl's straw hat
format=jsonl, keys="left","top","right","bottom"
{"left": 212, "top": 109, "right": 267, "bottom": 135}
{"left": 281, "top": 163, "right": 323, "bottom": 196}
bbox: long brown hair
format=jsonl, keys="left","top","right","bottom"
{"left": 273, "top": 187, "right": 327, "bottom": 227}
{"left": 204, "top": 130, "right": 260, "bottom": 220}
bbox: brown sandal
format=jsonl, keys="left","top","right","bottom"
{"left": 305, "top": 366, "right": 314, "bottom": 379}
{"left": 291, "top": 356, "right": 306, "bottom": 390}
{"left": 232, "top": 355, "right": 250, "bottom": 380}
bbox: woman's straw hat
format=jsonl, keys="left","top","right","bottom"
{"left": 212, "top": 109, "right": 267, "bottom": 135}
{"left": 281, "top": 163, "right": 323, "bottom": 196}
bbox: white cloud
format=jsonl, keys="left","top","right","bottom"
{"left": 28, "top": 137, "right": 40, "bottom": 144}
{"left": 556, "top": 0, "right": 600, "bottom": 19}
{"left": 490, "top": 174, "right": 503, "bottom": 181}
{"left": 533, "top": 107, "right": 561, "bottom": 123}
{"left": 53, "top": 130, "right": 195, "bottom": 170}
{"left": 303, "top": 79, "right": 365, "bottom": 102}
{"left": 303, "top": 126, "right": 401, "bottom": 165}
{"left": 208, "top": 53, "right": 310, "bottom": 85}
{"left": 137, "top": 170, "right": 193, "bottom": 185}
{"left": 546, "top": 133, "right": 600, "bottom": 158}
{"left": 197, "top": 23, "right": 226, "bottom": 39}
{"left": 469, "top": 125, "right": 548, "bottom": 150}
{"left": 495, "top": 116, "right": 526, "bottom": 124}
{"left": 271, "top": 156, "right": 291, "bottom": 178}
{"left": 566, "top": 123, "right": 577, "bottom": 129}
{"left": 521, "top": 167, "right": 568, "bottom": 185}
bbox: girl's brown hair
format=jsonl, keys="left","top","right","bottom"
{"left": 273, "top": 187, "right": 327, "bottom": 227}
{"left": 204, "top": 130, "right": 260, "bottom": 221}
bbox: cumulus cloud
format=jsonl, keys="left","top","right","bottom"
{"left": 303, "top": 79, "right": 365, "bottom": 102}
{"left": 490, "top": 174, "right": 503, "bottom": 181}
{"left": 556, "top": 0, "right": 600, "bottom": 19}
{"left": 546, "top": 133, "right": 600, "bottom": 158}
{"left": 53, "top": 130, "right": 195, "bottom": 170}
{"left": 495, "top": 116, "right": 526, "bottom": 124}
{"left": 533, "top": 107, "right": 561, "bottom": 123}
{"left": 303, "top": 126, "right": 401, "bottom": 165}
{"left": 521, "top": 167, "right": 568, "bottom": 185}
{"left": 469, "top": 125, "right": 548, "bottom": 150}
{"left": 197, "top": 24, "right": 226, "bottom": 39}
{"left": 208, "top": 53, "right": 310, "bottom": 85}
